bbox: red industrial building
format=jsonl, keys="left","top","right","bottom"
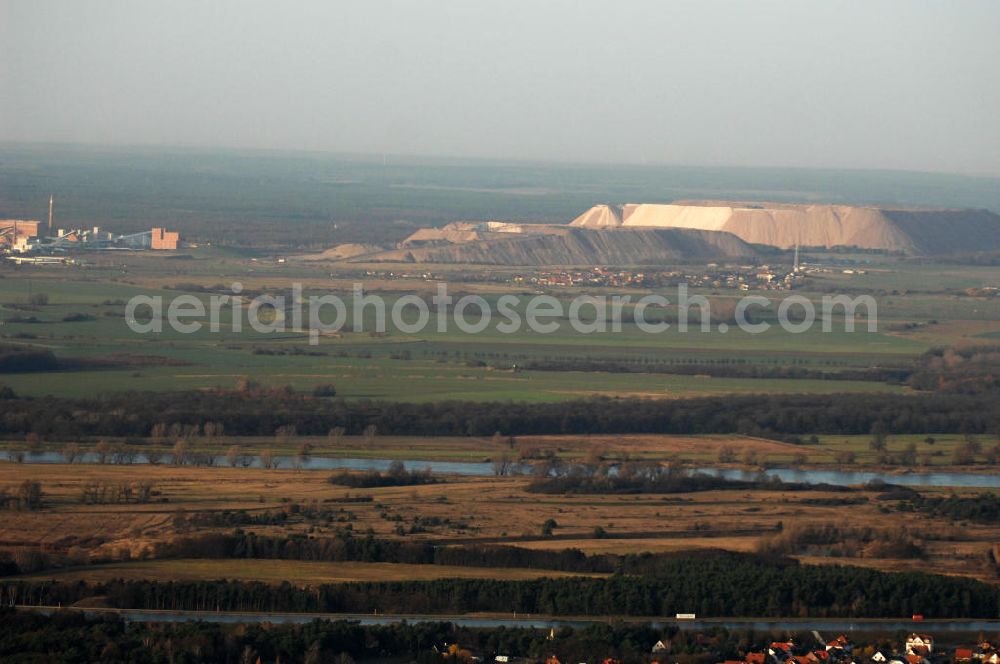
{"left": 0, "top": 220, "right": 40, "bottom": 248}
{"left": 151, "top": 227, "right": 180, "bottom": 250}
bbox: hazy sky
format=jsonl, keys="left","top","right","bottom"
{"left": 3, "top": 0, "right": 999, "bottom": 175}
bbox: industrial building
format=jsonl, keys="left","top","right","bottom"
{"left": 34, "top": 226, "right": 180, "bottom": 252}
{"left": 2, "top": 196, "right": 180, "bottom": 256}
{"left": 0, "top": 220, "right": 40, "bottom": 252}
{"left": 151, "top": 227, "right": 179, "bottom": 250}
{"left": 3, "top": 222, "right": 180, "bottom": 255}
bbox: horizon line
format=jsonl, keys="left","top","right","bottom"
{"left": 2, "top": 139, "right": 999, "bottom": 181}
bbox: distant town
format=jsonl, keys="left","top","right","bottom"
{"left": 453, "top": 633, "right": 1000, "bottom": 664}
{"left": 352, "top": 261, "right": 874, "bottom": 292}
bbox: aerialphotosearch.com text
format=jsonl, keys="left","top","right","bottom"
{"left": 125, "top": 282, "right": 877, "bottom": 344}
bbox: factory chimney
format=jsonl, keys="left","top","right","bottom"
{"left": 48, "top": 195, "right": 54, "bottom": 235}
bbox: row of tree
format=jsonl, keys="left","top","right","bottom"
{"left": 527, "top": 463, "right": 850, "bottom": 495}
{"left": 519, "top": 358, "right": 911, "bottom": 384}
{"left": 902, "top": 492, "right": 1000, "bottom": 524}
{"left": 1, "top": 391, "right": 998, "bottom": 439}
{"left": 0, "top": 480, "right": 42, "bottom": 511}
{"left": 328, "top": 461, "right": 440, "bottom": 487}
{"left": 80, "top": 480, "right": 156, "bottom": 505}
{"left": 10, "top": 440, "right": 315, "bottom": 470}
{"left": 150, "top": 530, "right": 645, "bottom": 574}
{"left": 4, "top": 552, "right": 997, "bottom": 617}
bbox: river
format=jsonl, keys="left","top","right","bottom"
{"left": 3, "top": 451, "right": 999, "bottom": 488}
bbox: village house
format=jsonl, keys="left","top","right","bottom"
{"left": 827, "top": 636, "right": 851, "bottom": 652}
{"left": 871, "top": 651, "right": 906, "bottom": 664}
{"left": 710, "top": 634, "right": 1000, "bottom": 664}
{"left": 906, "top": 635, "right": 934, "bottom": 657}
{"left": 501, "top": 632, "right": 1000, "bottom": 664}
{"left": 973, "top": 643, "right": 1000, "bottom": 664}
{"left": 770, "top": 641, "right": 796, "bottom": 657}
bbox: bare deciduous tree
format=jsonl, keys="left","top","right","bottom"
{"left": 112, "top": 443, "right": 138, "bottom": 465}
{"left": 172, "top": 440, "right": 190, "bottom": 466}
{"left": 717, "top": 446, "right": 737, "bottom": 463}
{"left": 260, "top": 448, "right": 278, "bottom": 470}
{"left": 235, "top": 375, "right": 261, "bottom": 393}
{"left": 25, "top": 432, "right": 44, "bottom": 455}
{"left": 17, "top": 480, "right": 42, "bottom": 510}
{"left": 492, "top": 453, "right": 517, "bottom": 476}
{"left": 327, "top": 426, "right": 346, "bottom": 446}
{"left": 869, "top": 422, "right": 888, "bottom": 451}
{"left": 62, "top": 443, "right": 81, "bottom": 464}
{"left": 150, "top": 422, "right": 168, "bottom": 443}
{"left": 94, "top": 440, "right": 111, "bottom": 465}
{"left": 275, "top": 425, "right": 297, "bottom": 445}
{"left": 203, "top": 421, "right": 218, "bottom": 443}
{"left": 834, "top": 450, "right": 856, "bottom": 465}
{"left": 952, "top": 440, "right": 978, "bottom": 465}
{"left": 293, "top": 442, "right": 313, "bottom": 470}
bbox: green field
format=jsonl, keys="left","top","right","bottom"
{"left": 2, "top": 251, "right": 996, "bottom": 401}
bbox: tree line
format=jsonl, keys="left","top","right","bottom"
{"left": 518, "top": 359, "right": 911, "bottom": 384}
{"left": 907, "top": 346, "right": 1000, "bottom": 395}
{"left": 1, "top": 390, "right": 998, "bottom": 440}
{"left": 901, "top": 492, "right": 1000, "bottom": 524}
{"left": 0, "top": 345, "right": 59, "bottom": 373}
{"left": 3, "top": 552, "right": 997, "bottom": 617}
{"left": 526, "top": 463, "right": 852, "bottom": 495}
{"left": 0, "top": 525, "right": 678, "bottom": 577}
{"left": 149, "top": 530, "right": 629, "bottom": 574}
{"left": 328, "top": 461, "right": 440, "bottom": 488}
